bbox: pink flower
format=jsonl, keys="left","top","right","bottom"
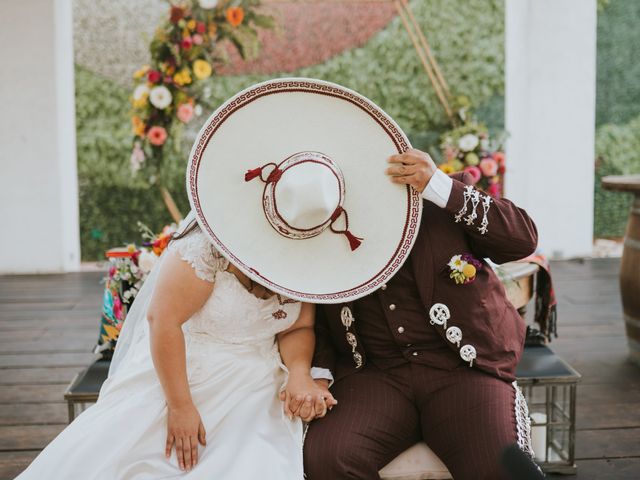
{"left": 181, "top": 37, "right": 193, "bottom": 50}
{"left": 192, "top": 34, "right": 203, "bottom": 45}
{"left": 147, "top": 126, "right": 168, "bottom": 146}
{"left": 463, "top": 166, "right": 482, "bottom": 184}
{"left": 177, "top": 103, "right": 194, "bottom": 123}
{"left": 479, "top": 157, "right": 498, "bottom": 177}
{"left": 130, "top": 141, "right": 145, "bottom": 172}
{"left": 493, "top": 151, "right": 505, "bottom": 166}
{"left": 488, "top": 182, "right": 502, "bottom": 198}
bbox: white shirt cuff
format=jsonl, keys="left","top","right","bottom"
{"left": 422, "top": 169, "right": 453, "bottom": 208}
{"left": 310, "top": 367, "right": 334, "bottom": 385}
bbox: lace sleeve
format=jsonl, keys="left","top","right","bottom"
{"left": 168, "top": 229, "right": 229, "bottom": 283}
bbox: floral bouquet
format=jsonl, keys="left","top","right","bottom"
{"left": 439, "top": 118, "right": 506, "bottom": 199}
{"left": 129, "top": 0, "right": 273, "bottom": 179}
{"left": 95, "top": 223, "right": 176, "bottom": 357}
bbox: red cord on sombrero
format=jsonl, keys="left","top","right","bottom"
{"left": 330, "top": 206, "right": 363, "bottom": 251}
{"left": 244, "top": 163, "right": 282, "bottom": 183}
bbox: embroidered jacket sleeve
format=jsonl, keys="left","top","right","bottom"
{"left": 311, "top": 306, "right": 337, "bottom": 380}
{"left": 424, "top": 170, "right": 538, "bottom": 263}
{"left": 168, "top": 229, "right": 229, "bottom": 283}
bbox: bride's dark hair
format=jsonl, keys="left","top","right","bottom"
{"left": 170, "top": 217, "right": 200, "bottom": 242}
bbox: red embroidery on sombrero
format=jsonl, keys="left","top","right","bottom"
{"left": 330, "top": 206, "right": 363, "bottom": 251}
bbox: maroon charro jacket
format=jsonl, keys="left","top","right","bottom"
{"left": 312, "top": 172, "right": 538, "bottom": 383}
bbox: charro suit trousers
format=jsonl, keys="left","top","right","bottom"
{"left": 304, "top": 361, "right": 523, "bottom": 480}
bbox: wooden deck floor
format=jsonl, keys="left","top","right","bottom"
{"left": 1, "top": 258, "right": 638, "bottom": 479}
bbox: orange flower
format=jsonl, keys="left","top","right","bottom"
{"left": 226, "top": 7, "right": 244, "bottom": 27}
{"left": 208, "top": 23, "right": 218, "bottom": 37}
{"left": 152, "top": 234, "right": 171, "bottom": 256}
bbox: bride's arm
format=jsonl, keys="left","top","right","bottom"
{"left": 277, "top": 304, "right": 338, "bottom": 421}
{"left": 147, "top": 250, "right": 214, "bottom": 472}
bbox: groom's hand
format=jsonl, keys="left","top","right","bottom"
{"left": 386, "top": 148, "right": 438, "bottom": 193}
{"left": 314, "top": 379, "right": 338, "bottom": 413}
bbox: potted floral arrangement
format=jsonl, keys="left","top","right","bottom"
{"left": 439, "top": 101, "right": 506, "bottom": 198}
{"left": 95, "top": 223, "right": 176, "bottom": 357}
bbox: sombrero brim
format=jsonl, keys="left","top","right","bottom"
{"left": 187, "top": 78, "right": 422, "bottom": 303}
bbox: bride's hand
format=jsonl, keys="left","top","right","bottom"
{"left": 280, "top": 372, "right": 337, "bottom": 422}
{"left": 166, "top": 403, "right": 206, "bottom": 472}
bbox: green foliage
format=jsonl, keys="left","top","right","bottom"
{"left": 76, "top": 0, "right": 506, "bottom": 259}
{"left": 200, "top": 0, "right": 506, "bottom": 156}
{"left": 75, "top": 65, "right": 189, "bottom": 260}
{"left": 75, "top": 0, "right": 639, "bottom": 255}
{"left": 596, "top": 0, "right": 640, "bottom": 126}
{"left": 593, "top": 114, "right": 640, "bottom": 237}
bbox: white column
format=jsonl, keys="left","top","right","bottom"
{"left": 505, "top": 0, "right": 597, "bottom": 259}
{"left": 0, "top": 0, "right": 80, "bottom": 273}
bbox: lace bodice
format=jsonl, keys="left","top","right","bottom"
{"left": 168, "top": 229, "right": 301, "bottom": 346}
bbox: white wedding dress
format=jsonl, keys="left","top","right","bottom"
{"left": 16, "top": 228, "right": 304, "bottom": 479}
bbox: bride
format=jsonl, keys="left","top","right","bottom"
{"left": 16, "top": 212, "right": 336, "bottom": 479}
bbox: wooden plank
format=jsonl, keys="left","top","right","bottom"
{"left": 0, "top": 384, "right": 67, "bottom": 404}
{"left": 0, "top": 451, "right": 40, "bottom": 480}
{"left": 547, "top": 458, "right": 640, "bottom": 480}
{"left": 0, "top": 353, "right": 97, "bottom": 368}
{"left": 0, "top": 367, "right": 84, "bottom": 385}
{"left": 0, "top": 403, "right": 68, "bottom": 426}
{"left": 576, "top": 428, "right": 640, "bottom": 459}
{"left": 577, "top": 402, "right": 640, "bottom": 430}
{"left": 0, "top": 425, "right": 64, "bottom": 450}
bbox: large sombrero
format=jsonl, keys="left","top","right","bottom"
{"left": 186, "top": 78, "right": 422, "bottom": 303}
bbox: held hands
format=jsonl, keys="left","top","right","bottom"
{"left": 280, "top": 373, "right": 338, "bottom": 422}
{"left": 386, "top": 148, "right": 438, "bottom": 193}
{"left": 166, "top": 402, "right": 206, "bottom": 472}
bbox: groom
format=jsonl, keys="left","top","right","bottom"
{"left": 303, "top": 148, "right": 539, "bottom": 480}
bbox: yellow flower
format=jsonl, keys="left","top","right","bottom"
{"left": 127, "top": 243, "right": 136, "bottom": 253}
{"left": 132, "top": 96, "right": 148, "bottom": 109}
{"left": 462, "top": 264, "right": 477, "bottom": 279}
{"left": 173, "top": 68, "right": 192, "bottom": 86}
{"left": 193, "top": 59, "right": 212, "bottom": 80}
{"left": 133, "top": 65, "right": 149, "bottom": 79}
{"left": 439, "top": 163, "right": 454, "bottom": 174}
{"left": 187, "top": 19, "right": 196, "bottom": 31}
{"left": 131, "top": 116, "right": 145, "bottom": 136}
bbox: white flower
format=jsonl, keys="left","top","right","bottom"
{"left": 448, "top": 255, "right": 467, "bottom": 272}
{"left": 480, "top": 138, "right": 490, "bottom": 150}
{"left": 198, "top": 0, "right": 218, "bottom": 8}
{"left": 123, "top": 290, "right": 132, "bottom": 300}
{"left": 458, "top": 134, "right": 479, "bottom": 152}
{"left": 138, "top": 249, "right": 159, "bottom": 274}
{"left": 133, "top": 84, "right": 149, "bottom": 101}
{"left": 149, "top": 85, "right": 172, "bottom": 109}
{"left": 194, "top": 104, "right": 203, "bottom": 117}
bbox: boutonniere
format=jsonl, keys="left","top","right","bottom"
{"left": 447, "top": 253, "right": 482, "bottom": 284}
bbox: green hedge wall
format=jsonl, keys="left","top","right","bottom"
{"left": 594, "top": 114, "right": 640, "bottom": 238}
{"left": 596, "top": 0, "right": 640, "bottom": 126}
{"left": 76, "top": 0, "right": 639, "bottom": 258}
{"left": 76, "top": 0, "right": 506, "bottom": 260}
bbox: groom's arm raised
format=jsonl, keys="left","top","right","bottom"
{"left": 387, "top": 148, "right": 538, "bottom": 263}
